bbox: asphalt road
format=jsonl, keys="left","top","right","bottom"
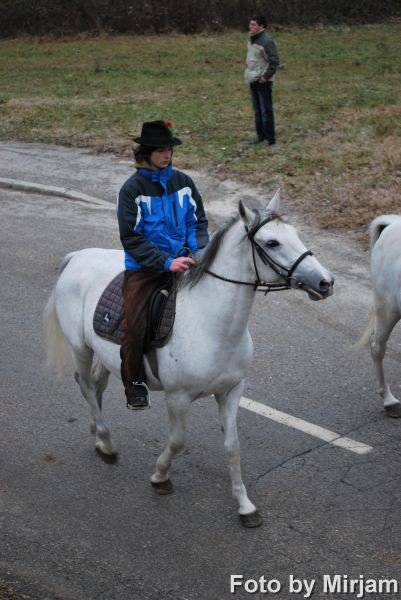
{"left": 1, "top": 143, "right": 401, "bottom": 600}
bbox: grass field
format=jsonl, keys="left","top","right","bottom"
{"left": 0, "top": 24, "right": 400, "bottom": 232}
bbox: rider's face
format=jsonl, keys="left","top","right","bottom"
{"left": 150, "top": 147, "right": 173, "bottom": 169}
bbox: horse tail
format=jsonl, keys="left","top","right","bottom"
{"left": 43, "top": 252, "right": 76, "bottom": 379}
{"left": 369, "top": 215, "right": 401, "bottom": 251}
{"left": 354, "top": 308, "right": 375, "bottom": 349}
{"left": 355, "top": 215, "right": 401, "bottom": 349}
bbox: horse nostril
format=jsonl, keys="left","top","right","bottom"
{"left": 319, "top": 279, "right": 331, "bottom": 291}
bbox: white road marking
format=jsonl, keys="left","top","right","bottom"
{"left": 240, "top": 397, "right": 372, "bottom": 455}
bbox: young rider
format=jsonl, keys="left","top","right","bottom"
{"left": 117, "top": 120, "right": 209, "bottom": 409}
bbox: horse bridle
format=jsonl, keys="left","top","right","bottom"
{"left": 205, "top": 212, "right": 313, "bottom": 294}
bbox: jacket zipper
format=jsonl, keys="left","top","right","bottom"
{"left": 172, "top": 201, "right": 179, "bottom": 227}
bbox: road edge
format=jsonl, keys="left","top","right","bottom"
{"left": 0, "top": 177, "right": 114, "bottom": 210}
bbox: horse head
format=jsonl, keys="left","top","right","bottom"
{"left": 239, "top": 190, "right": 334, "bottom": 300}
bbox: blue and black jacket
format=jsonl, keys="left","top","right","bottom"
{"left": 117, "top": 165, "right": 209, "bottom": 272}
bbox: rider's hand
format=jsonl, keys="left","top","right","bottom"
{"left": 169, "top": 257, "right": 195, "bottom": 272}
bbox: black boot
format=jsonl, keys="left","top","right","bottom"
{"left": 126, "top": 382, "right": 150, "bottom": 410}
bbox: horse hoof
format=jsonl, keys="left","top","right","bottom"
{"left": 385, "top": 404, "right": 401, "bottom": 418}
{"left": 151, "top": 479, "right": 174, "bottom": 495}
{"left": 239, "top": 510, "right": 263, "bottom": 528}
{"left": 95, "top": 447, "right": 118, "bottom": 464}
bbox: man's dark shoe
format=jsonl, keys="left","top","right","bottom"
{"left": 263, "top": 140, "right": 276, "bottom": 146}
{"left": 251, "top": 137, "right": 264, "bottom": 145}
{"left": 126, "top": 383, "right": 150, "bottom": 410}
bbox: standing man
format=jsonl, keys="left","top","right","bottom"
{"left": 245, "top": 15, "right": 280, "bottom": 146}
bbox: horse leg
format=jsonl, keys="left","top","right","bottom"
{"left": 73, "top": 349, "right": 117, "bottom": 456}
{"left": 150, "top": 392, "right": 191, "bottom": 494}
{"left": 370, "top": 305, "right": 401, "bottom": 417}
{"left": 216, "top": 383, "right": 262, "bottom": 528}
{"left": 82, "top": 362, "right": 110, "bottom": 434}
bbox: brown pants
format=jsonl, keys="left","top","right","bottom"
{"left": 120, "top": 270, "right": 169, "bottom": 394}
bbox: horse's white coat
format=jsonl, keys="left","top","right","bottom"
{"left": 43, "top": 192, "right": 333, "bottom": 523}
{"left": 357, "top": 215, "right": 401, "bottom": 410}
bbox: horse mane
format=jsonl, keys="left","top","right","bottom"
{"left": 180, "top": 207, "right": 283, "bottom": 289}
{"left": 181, "top": 215, "right": 240, "bottom": 288}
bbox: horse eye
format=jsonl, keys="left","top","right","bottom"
{"left": 266, "top": 240, "right": 279, "bottom": 248}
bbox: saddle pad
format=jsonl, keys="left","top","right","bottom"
{"left": 93, "top": 272, "right": 125, "bottom": 345}
{"left": 93, "top": 271, "right": 177, "bottom": 347}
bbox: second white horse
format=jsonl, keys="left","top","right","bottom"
{"left": 357, "top": 214, "right": 401, "bottom": 416}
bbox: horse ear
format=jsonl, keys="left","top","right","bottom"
{"left": 238, "top": 200, "right": 255, "bottom": 226}
{"left": 266, "top": 188, "right": 281, "bottom": 213}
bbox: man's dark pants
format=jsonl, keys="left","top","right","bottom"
{"left": 250, "top": 80, "right": 275, "bottom": 144}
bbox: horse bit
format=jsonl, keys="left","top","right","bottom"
{"left": 205, "top": 212, "right": 313, "bottom": 294}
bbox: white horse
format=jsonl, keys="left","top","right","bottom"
{"left": 356, "top": 215, "right": 401, "bottom": 417}
{"left": 43, "top": 190, "right": 334, "bottom": 527}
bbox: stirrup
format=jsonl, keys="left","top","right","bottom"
{"left": 126, "top": 383, "right": 150, "bottom": 410}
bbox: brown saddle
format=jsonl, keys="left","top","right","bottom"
{"left": 93, "top": 271, "right": 177, "bottom": 348}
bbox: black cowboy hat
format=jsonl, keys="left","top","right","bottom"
{"left": 131, "top": 120, "right": 182, "bottom": 147}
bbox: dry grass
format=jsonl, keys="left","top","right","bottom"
{"left": 0, "top": 25, "right": 400, "bottom": 235}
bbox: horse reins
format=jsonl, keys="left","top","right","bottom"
{"left": 205, "top": 212, "right": 313, "bottom": 294}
